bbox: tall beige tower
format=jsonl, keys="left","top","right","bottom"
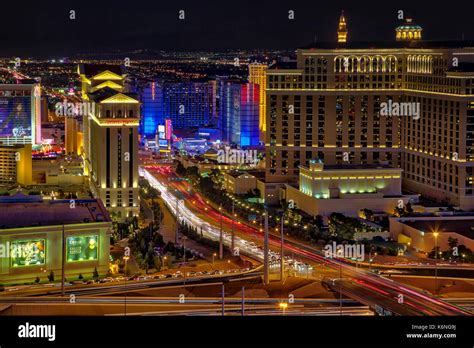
{"left": 65, "top": 117, "right": 80, "bottom": 155}
{"left": 78, "top": 65, "right": 140, "bottom": 221}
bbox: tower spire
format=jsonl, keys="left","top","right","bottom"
{"left": 337, "top": 10, "right": 348, "bottom": 43}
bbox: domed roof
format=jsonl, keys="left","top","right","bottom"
{"left": 396, "top": 18, "right": 422, "bottom": 31}
{"left": 396, "top": 18, "right": 423, "bottom": 41}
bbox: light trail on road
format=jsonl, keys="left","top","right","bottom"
{"left": 142, "top": 166, "right": 472, "bottom": 316}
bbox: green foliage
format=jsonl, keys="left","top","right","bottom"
{"left": 139, "top": 178, "right": 160, "bottom": 200}
{"left": 129, "top": 225, "right": 167, "bottom": 273}
{"left": 448, "top": 237, "right": 458, "bottom": 249}
{"left": 176, "top": 162, "right": 186, "bottom": 176}
{"left": 328, "top": 213, "right": 368, "bottom": 241}
{"left": 178, "top": 222, "right": 220, "bottom": 253}
{"left": 393, "top": 202, "right": 414, "bottom": 217}
{"left": 185, "top": 166, "right": 200, "bottom": 183}
{"left": 428, "top": 241, "right": 474, "bottom": 262}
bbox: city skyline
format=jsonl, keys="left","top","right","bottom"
{"left": 1, "top": 1, "right": 474, "bottom": 56}
{"left": 0, "top": 2, "right": 473, "bottom": 346}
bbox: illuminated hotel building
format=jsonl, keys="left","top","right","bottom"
{"left": 0, "top": 83, "right": 42, "bottom": 145}
{"left": 141, "top": 81, "right": 215, "bottom": 136}
{"left": 78, "top": 65, "right": 140, "bottom": 220}
{"left": 249, "top": 63, "right": 268, "bottom": 140}
{"left": 0, "top": 197, "right": 112, "bottom": 285}
{"left": 219, "top": 81, "right": 260, "bottom": 147}
{"left": 65, "top": 117, "right": 83, "bottom": 156}
{"left": 266, "top": 15, "right": 474, "bottom": 210}
{"left": 0, "top": 144, "right": 32, "bottom": 185}
{"left": 286, "top": 159, "right": 409, "bottom": 216}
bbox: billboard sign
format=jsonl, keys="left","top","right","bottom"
{"left": 10, "top": 239, "right": 46, "bottom": 267}
{"left": 66, "top": 235, "right": 99, "bottom": 262}
{"left": 0, "top": 96, "right": 32, "bottom": 138}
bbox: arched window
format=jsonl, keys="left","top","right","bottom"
{"left": 374, "top": 56, "right": 384, "bottom": 73}
{"left": 106, "top": 109, "right": 111, "bottom": 117}
{"left": 360, "top": 56, "right": 370, "bottom": 73}
{"left": 349, "top": 56, "right": 358, "bottom": 73}
{"left": 372, "top": 57, "right": 378, "bottom": 72}
{"left": 128, "top": 110, "right": 134, "bottom": 118}
{"left": 334, "top": 56, "right": 345, "bottom": 73}
{"left": 386, "top": 56, "right": 397, "bottom": 73}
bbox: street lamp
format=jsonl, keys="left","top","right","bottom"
{"left": 212, "top": 253, "right": 217, "bottom": 269}
{"left": 280, "top": 207, "right": 288, "bottom": 282}
{"left": 123, "top": 256, "right": 130, "bottom": 316}
{"left": 433, "top": 231, "right": 439, "bottom": 294}
{"left": 182, "top": 236, "right": 188, "bottom": 285}
{"left": 219, "top": 205, "right": 223, "bottom": 260}
{"left": 369, "top": 247, "right": 377, "bottom": 272}
{"left": 231, "top": 201, "right": 235, "bottom": 255}
{"left": 175, "top": 190, "right": 180, "bottom": 244}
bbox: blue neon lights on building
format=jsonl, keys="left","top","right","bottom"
{"left": 218, "top": 81, "right": 259, "bottom": 147}
{"left": 141, "top": 82, "right": 215, "bottom": 137}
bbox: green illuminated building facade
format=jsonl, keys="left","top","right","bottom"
{"left": 0, "top": 197, "right": 112, "bottom": 285}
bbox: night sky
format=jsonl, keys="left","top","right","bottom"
{"left": 1, "top": 0, "right": 474, "bottom": 56}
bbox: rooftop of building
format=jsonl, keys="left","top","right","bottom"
{"left": 79, "top": 64, "right": 126, "bottom": 78}
{"left": 226, "top": 169, "right": 265, "bottom": 179}
{"left": 298, "top": 40, "right": 474, "bottom": 51}
{"left": 399, "top": 218, "right": 474, "bottom": 240}
{"left": 87, "top": 87, "right": 138, "bottom": 103}
{"left": 396, "top": 18, "right": 423, "bottom": 30}
{"left": 303, "top": 162, "right": 400, "bottom": 171}
{"left": 269, "top": 61, "right": 298, "bottom": 70}
{"left": 0, "top": 193, "right": 43, "bottom": 204}
{"left": 0, "top": 196, "right": 111, "bottom": 229}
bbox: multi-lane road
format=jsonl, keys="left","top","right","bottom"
{"left": 142, "top": 165, "right": 473, "bottom": 316}
{"left": 0, "top": 296, "right": 372, "bottom": 316}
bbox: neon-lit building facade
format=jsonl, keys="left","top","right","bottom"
{"left": 0, "top": 83, "right": 42, "bottom": 145}
{"left": 141, "top": 81, "right": 215, "bottom": 136}
{"left": 248, "top": 63, "right": 268, "bottom": 141}
{"left": 219, "top": 81, "right": 260, "bottom": 147}
{"left": 78, "top": 64, "right": 140, "bottom": 221}
{"left": 266, "top": 13, "right": 474, "bottom": 211}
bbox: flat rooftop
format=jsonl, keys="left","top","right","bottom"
{"left": 302, "top": 163, "right": 399, "bottom": 171}
{"left": 323, "top": 164, "right": 398, "bottom": 171}
{"left": 226, "top": 170, "right": 265, "bottom": 179}
{"left": 298, "top": 40, "right": 474, "bottom": 50}
{"left": 0, "top": 199, "right": 111, "bottom": 229}
{"left": 400, "top": 219, "right": 474, "bottom": 240}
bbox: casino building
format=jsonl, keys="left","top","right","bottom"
{"left": 249, "top": 63, "right": 268, "bottom": 141}
{"left": 0, "top": 82, "right": 42, "bottom": 146}
{"left": 78, "top": 65, "right": 140, "bottom": 220}
{"left": 218, "top": 79, "right": 260, "bottom": 147}
{"left": 266, "top": 13, "right": 474, "bottom": 210}
{"left": 141, "top": 81, "right": 215, "bottom": 135}
{"left": 0, "top": 195, "right": 112, "bottom": 285}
